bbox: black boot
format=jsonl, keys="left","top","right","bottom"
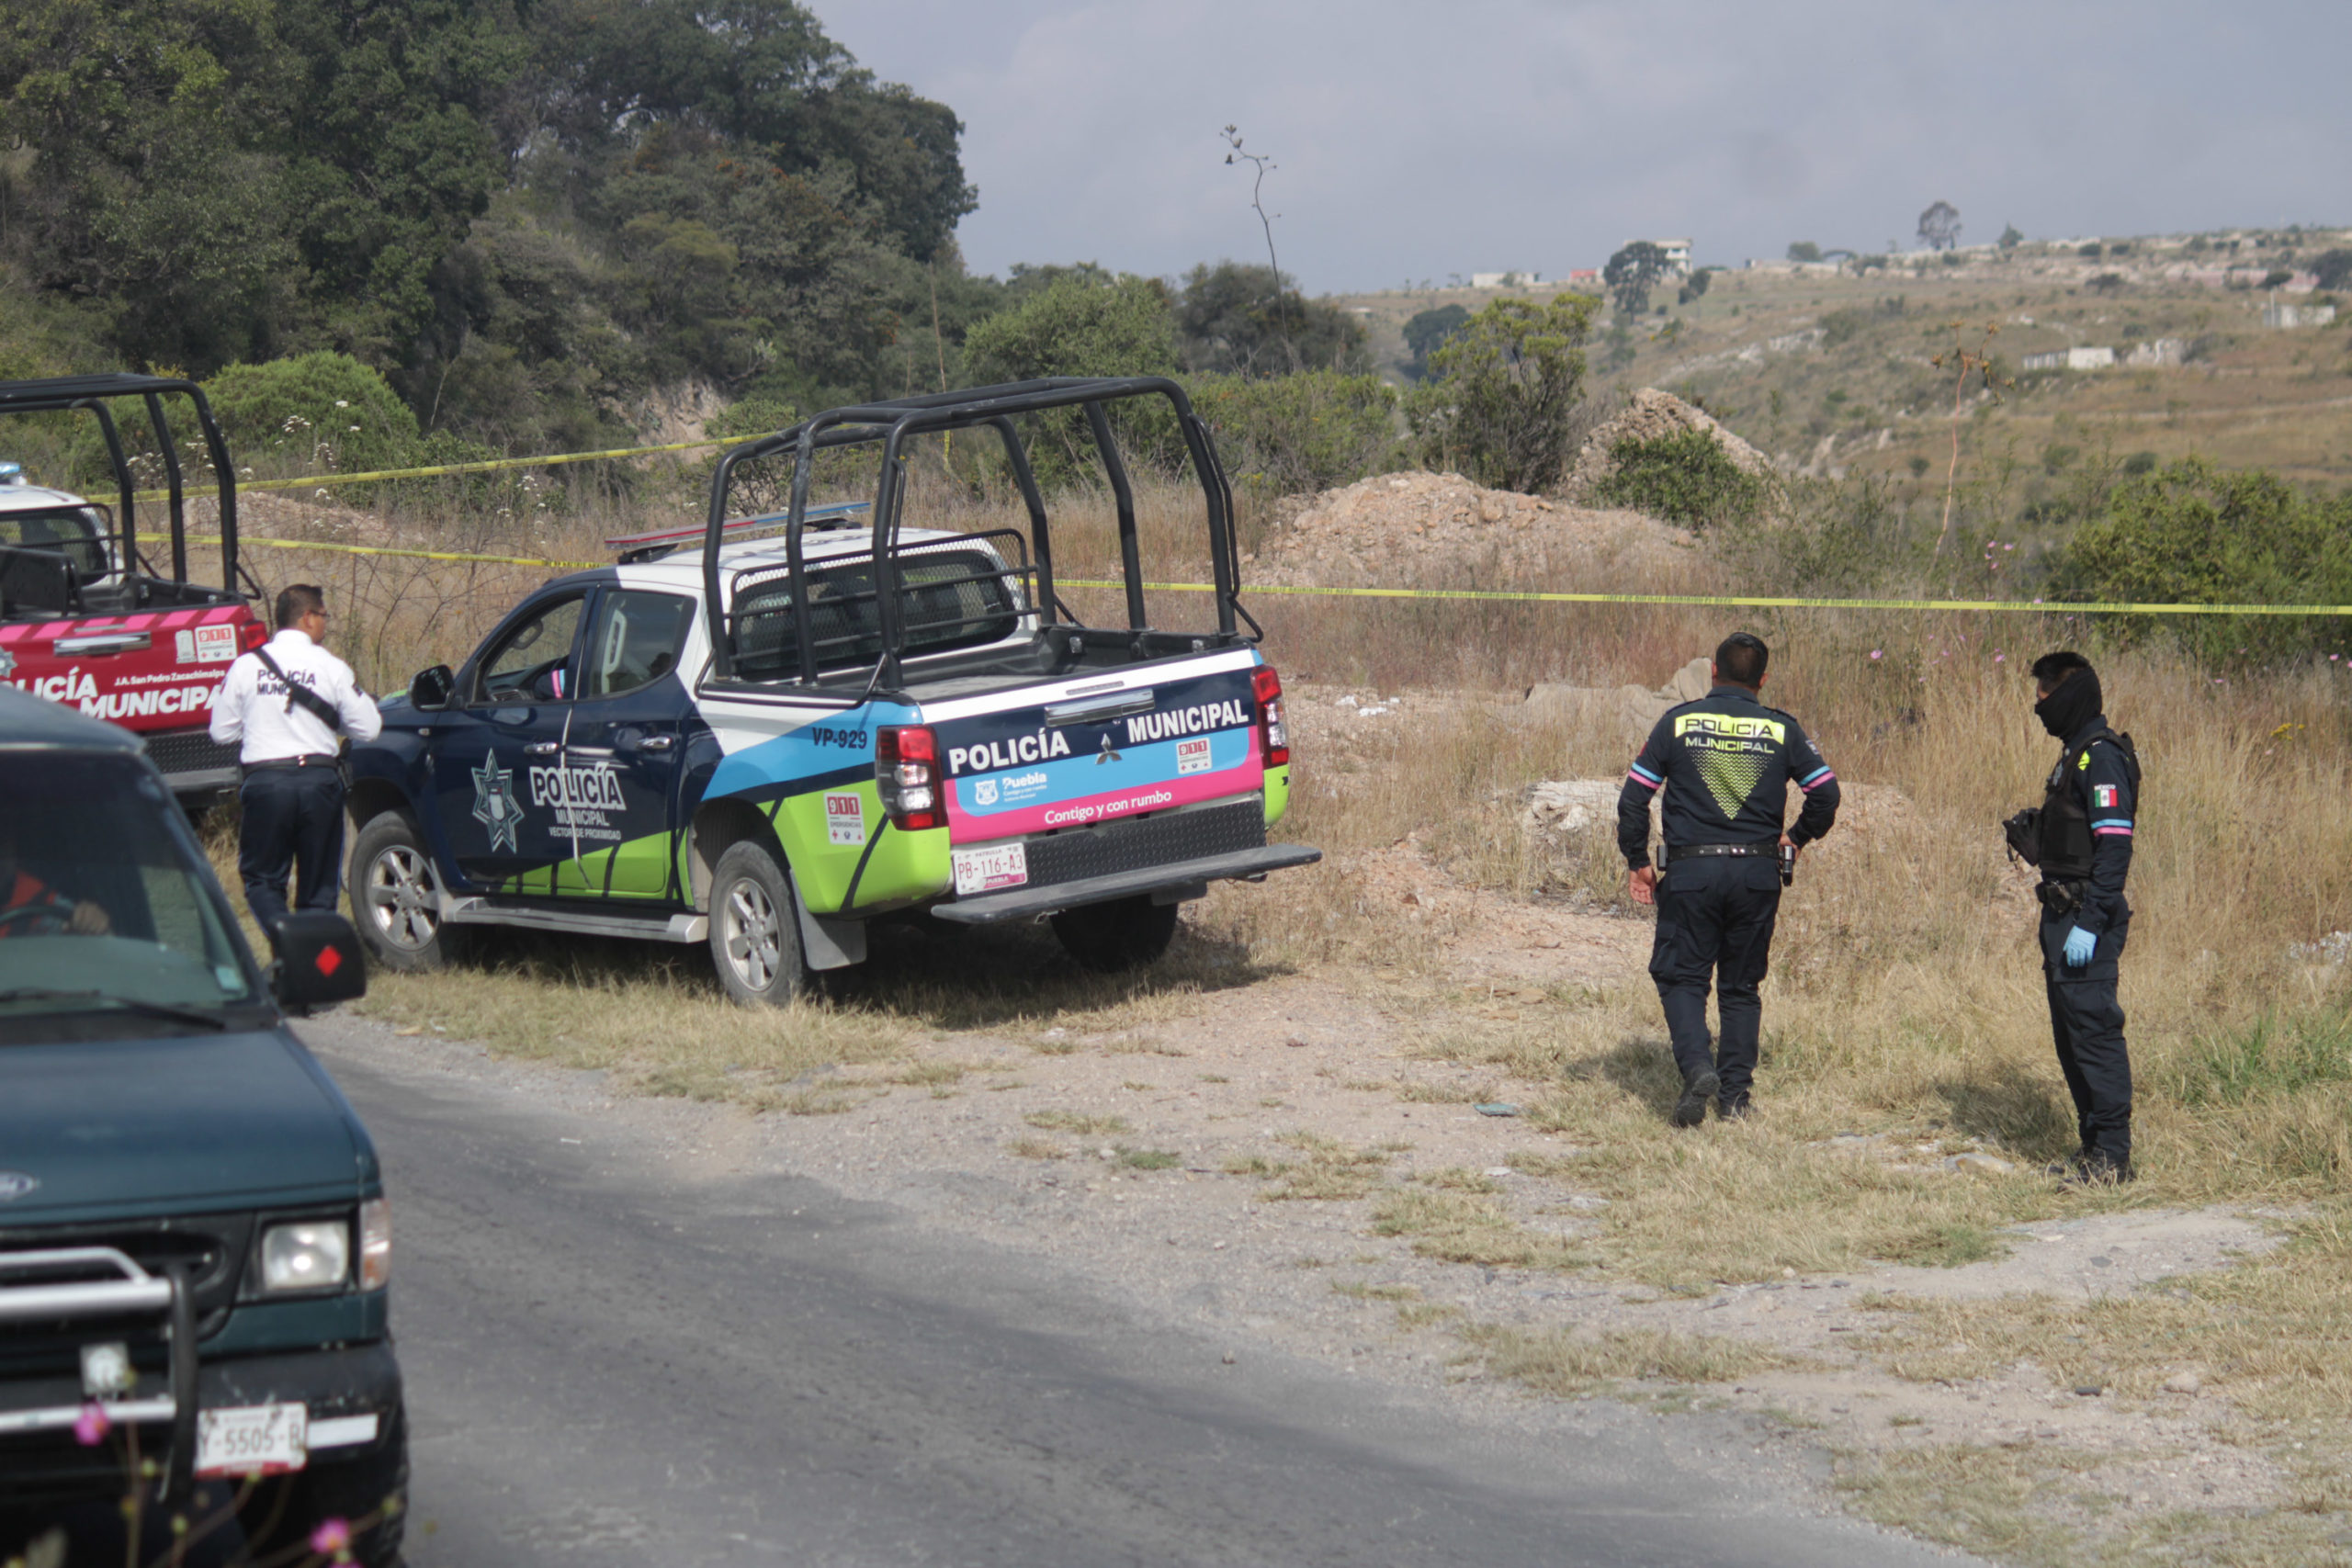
{"left": 1673, "top": 1068, "right": 1720, "bottom": 1128}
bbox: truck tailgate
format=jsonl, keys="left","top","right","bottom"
{"left": 928, "top": 656, "right": 1263, "bottom": 843}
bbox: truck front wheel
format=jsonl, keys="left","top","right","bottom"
{"left": 349, "top": 811, "right": 465, "bottom": 972}
{"left": 1051, "top": 896, "right": 1178, "bottom": 972}
{"left": 709, "top": 840, "right": 809, "bottom": 1006}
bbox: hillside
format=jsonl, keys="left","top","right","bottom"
{"left": 1339, "top": 230, "right": 2352, "bottom": 509}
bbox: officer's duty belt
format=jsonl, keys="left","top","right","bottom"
{"left": 1665, "top": 842, "right": 1779, "bottom": 863}
{"left": 242, "top": 754, "right": 339, "bottom": 774}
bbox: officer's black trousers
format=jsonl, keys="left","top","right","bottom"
{"left": 238, "top": 765, "right": 346, "bottom": 934}
{"left": 2038, "top": 911, "right": 2132, "bottom": 1164}
{"left": 1649, "top": 857, "right": 1781, "bottom": 1102}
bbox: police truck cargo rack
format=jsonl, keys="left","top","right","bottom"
{"left": 0, "top": 375, "right": 266, "bottom": 799}
{"left": 346, "top": 377, "right": 1319, "bottom": 1001}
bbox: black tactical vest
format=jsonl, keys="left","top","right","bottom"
{"left": 2037, "top": 726, "right": 2138, "bottom": 880}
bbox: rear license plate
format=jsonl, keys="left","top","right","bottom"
{"left": 195, "top": 1403, "right": 307, "bottom": 1478}
{"left": 952, "top": 841, "right": 1028, "bottom": 896}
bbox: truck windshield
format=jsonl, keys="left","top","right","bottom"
{"left": 0, "top": 752, "right": 260, "bottom": 1035}
{"left": 0, "top": 506, "right": 112, "bottom": 584}
{"left": 732, "top": 547, "right": 1022, "bottom": 682}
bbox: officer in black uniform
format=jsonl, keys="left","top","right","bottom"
{"left": 2007, "top": 651, "right": 2140, "bottom": 1182}
{"left": 1617, "top": 633, "right": 1840, "bottom": 1126}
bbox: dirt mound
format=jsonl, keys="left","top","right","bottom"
{"left": 1567, "top": 388, "right": 1776, "bottom": 500}
{"left": 1251, "top": 470, "right": 1692, "bottom": 588}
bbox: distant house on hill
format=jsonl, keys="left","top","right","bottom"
{"left": 2264, "top": 300, "right": 2337, "bottom": 328}
{"left": 2022, "top": 346, "right": 2118, "bottom": 372}
{"left": 1471, "top": 271, "right": 1542, "bottom": 288}
{"left": 1631, "top": 238, "right": 1694, "bottom": 276}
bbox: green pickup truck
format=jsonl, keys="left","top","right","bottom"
{"left": 0, "top": 689, "right": 402, "bottom": 1564}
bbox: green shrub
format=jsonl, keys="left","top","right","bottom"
{"left": 961, "top": 275, "right": 1182, "bottom": 483}
{"left": 1590, "top": 427, "right": 1767, "bottom": 530}
{"left": 1403, "top": 294, "right": 1598, "bottom": 493}
{"left": 2056, "top": 457, "right": 2352, "bottom": 664}
{"left": 203, "top": 352, "right": 424, "bottom": 478}
{"left": 1186, "top": 371, "right": 1399, "bottom": 497}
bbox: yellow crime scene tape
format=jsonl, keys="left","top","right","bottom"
{"left": 121, "top": 436, "right": 2351, "bottom": 616}
{"left": 140, "top": 534, "right": 2349, "bottom": 618}
{"left": 127, "top": 434, "right": 736, "bottom": 504}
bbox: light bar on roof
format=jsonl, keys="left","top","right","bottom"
{"left": 605, "top": 500, "right": 869, "bottom": 558}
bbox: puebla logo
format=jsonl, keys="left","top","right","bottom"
{"left": 471, "top": 749, "right": 523, "bottom": 852}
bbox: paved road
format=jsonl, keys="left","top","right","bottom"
{"left": 309, "top": 1020, "right": 1979, "bottom": 1568}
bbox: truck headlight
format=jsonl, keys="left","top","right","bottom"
{"left": 358, "top": 1197, "right": 390, "bottom": 1291}
{"left": 260, "top": 1220, "right": 350, "bottom": 1292}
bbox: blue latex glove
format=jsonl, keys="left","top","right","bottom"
{"left": 2063, "top": 926, "right": 2098, "bottom": 967}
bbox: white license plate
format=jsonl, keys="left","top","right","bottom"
{"left": 195, "top": 1403, "right": 307, "bottom": 1478}
{"left": 952, "top": 841, "right": 1028, "bottom": 896}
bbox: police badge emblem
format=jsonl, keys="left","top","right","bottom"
{"left": 471, "top": 750, "right": 522, "bottom": 852}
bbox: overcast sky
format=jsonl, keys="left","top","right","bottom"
{"left": 818, "top": 0, "right": 2350, "bottom": 294}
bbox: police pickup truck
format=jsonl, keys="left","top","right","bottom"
{"left": 0, "top": 376, "right": 268, "bottom": 801}
{"left": 345, "top": 378, "right": 1319, "bottom": 1002}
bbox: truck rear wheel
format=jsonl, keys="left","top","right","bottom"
{"left": 1051, "top": 896, "right": 1179, "bottom": 972}
{"left": 350, "top": 810, "right": 465, "bottom": 972}
{"left": 709, "top": 840, "right": 809, "bottom": 1006}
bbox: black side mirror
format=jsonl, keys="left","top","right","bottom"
{"left": 408, "top": 664, "right": 455, "bottom": 711}
{"left": 270, "top": 913, "right": 368, "bottom": 1012}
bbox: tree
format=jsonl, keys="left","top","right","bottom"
{"left": 2311, "top": 249, "right": 2352, "bottom": 292}
{"left": 961, "top": 273, "right": 1181, "bottom": 479}
{"left": 1403, "top": 293, "right": 1598, "bottom": 493}
{"left": 1917, "top": 200, "right": 1962, "bottom": 251}
{"left": 1603, "top": 243, "right": 1668, "bottom": 315}
{"left": 1998, "top": 223, "right": 2023, "bottom": 250}
{"left": 1786, "top": 241, "right": 1823, "bottom": 263}
{"left": 1173, "top": 261, "right": 1364, "bottom": 377}
{"left": 1401, "top": 304, "right": 1468, "bottom": 381}
{"left": 1677, "top": 268, "right": 1712, "bottom": 306}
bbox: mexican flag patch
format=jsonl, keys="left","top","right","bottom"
{"left": 2093, "top": 784, "right": 2119, "bottom": 809}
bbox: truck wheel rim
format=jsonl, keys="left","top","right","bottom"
{"left": 365, "top": 844, "right": 439, "bottom": 952}
{"left": 722, "top": 878, "right": 780, "bottom": 991}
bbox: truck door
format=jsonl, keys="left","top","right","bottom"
{"left": 557, "top": 587, "right": 695, "bottom": 901}
{"left": 430, "top": 591, "right": 584, "bottom": 894}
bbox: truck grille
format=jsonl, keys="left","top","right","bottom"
{"left": 141, "top": 728, "right": 240, "bottom": 782}
{"left": 1020, "top": 797, "right": 1266, "bottom": 891}
{"left": 0, "top": 1217, "right": 252, "bottom": 1378}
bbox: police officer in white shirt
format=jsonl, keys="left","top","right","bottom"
{"left": 209, "top": 584, "right": 383, "bottom": 931}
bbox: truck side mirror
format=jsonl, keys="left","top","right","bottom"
{"left": 270, "top": 912, "right": 368, "bottom": 1012}
{"left": 408, "top": 664, "right": 455, "bottom": 711}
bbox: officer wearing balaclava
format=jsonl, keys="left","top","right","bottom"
{"left": 2008, "top": 652, "right": 2141, "bottom": 1182}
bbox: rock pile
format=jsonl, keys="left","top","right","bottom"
{"left": 1250, "top": 469, "right": 1692, "bottom": 587}
{"left": 1566, "top": 388, "right": 1776, "bottom": 501}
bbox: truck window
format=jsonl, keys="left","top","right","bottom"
{"left": 582, "top": 590, "right": 693, "bottom": 699}
{"left": 0, "top": 753, "right": 259, "bottom": 1033}
{"left": 733, "top": 549, "right": 1020, "bottom": 682}
{"left": 0, "top": 506, "right": 110, "bottom": 583}
{"left": 475, "top": 594, "right": 585, "bottom": 704}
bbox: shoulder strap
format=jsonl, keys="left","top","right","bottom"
{"left": 252, "top": 647, "right": 345, "bottom": 729}
{"left": 2070, "top": 725, "right": 2142, "bottom": 788}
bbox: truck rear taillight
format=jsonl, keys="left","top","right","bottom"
{"left": 876, "top": 725, "right": 944, "bottom": 830}
{"left": 1253, "top": 665, "right": 1289, "bottom": 768}
{"left": 239, "top": 621, "right": 267, "bottom": 653}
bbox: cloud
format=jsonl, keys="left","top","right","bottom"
{"left": 820, "top": 0, "right": 2352, "bottom": 289}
